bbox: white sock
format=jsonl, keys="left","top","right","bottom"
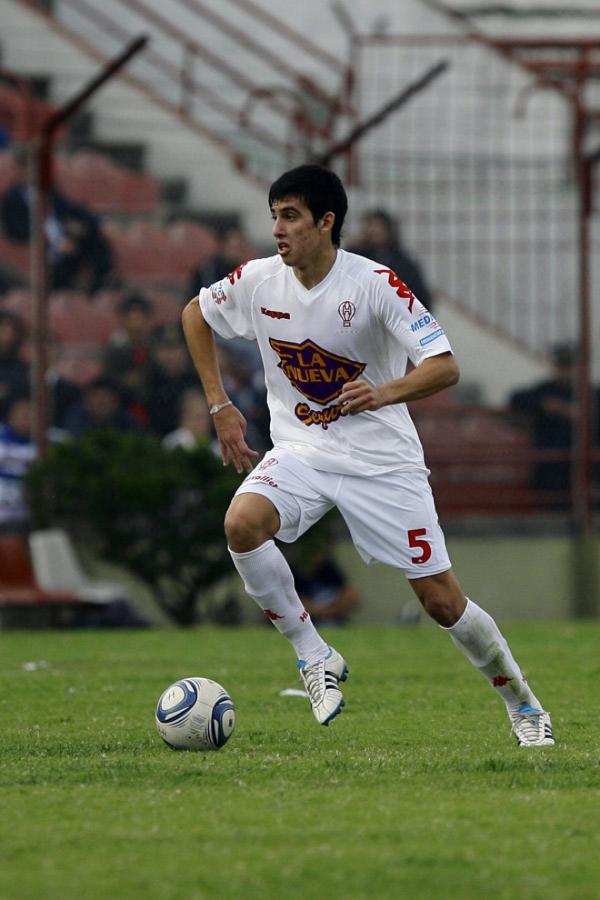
{"left": 443, "top": 598, "right": 543, "bottom": 716}
{"left": 229, "top": 540, "right": 328, "bottom": 665}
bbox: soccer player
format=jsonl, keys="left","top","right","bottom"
{"left": 182, "top": 165, "right": 554, "bottom": 747}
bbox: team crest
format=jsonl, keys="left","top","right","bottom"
{"left": 210, "top": 282, "right": 227, "bottom": 304}
{"left": 269, "top": 337, "right": 366, "bottom": 405}
{"left": 338, "top": 300, "right": 355, "bottom": 327}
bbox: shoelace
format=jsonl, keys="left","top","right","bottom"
{"left": 510, "top": 709, "right": 542, "bottom": 741}
{"left": 301, "top": 660, "right": 326, "bottom": 704}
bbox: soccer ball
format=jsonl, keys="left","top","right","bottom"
{"left": 155, "top": 677, "right": 236, "bottom": 751}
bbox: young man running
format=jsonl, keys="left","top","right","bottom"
{"left": 182, "top": 164, "right": 554, "bottom": 747}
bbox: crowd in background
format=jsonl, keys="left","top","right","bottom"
{"left": 0, "top": 144, "right": 598, "bottom": 535}
{"left": 0, "top": 209, "right": 276, "bottom": 530}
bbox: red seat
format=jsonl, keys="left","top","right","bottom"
{"left": 0, "top": 151, "right": 17, "bottom": 195}
{"left": 0, "top": 287, "right": 32, "bottom": 322}
{"left": 49, "top": 293, "right": 118, "bottom": 343}
{"left": 53, "top": 355, "right": 102, "bottom": 385}
{"left": 119, "top": 168, "right": 160, "bottom": 214}
{"left": 148, "top": 292, "right": 184, "bottom": 326}
{"left": 0, "top": 233, "right": 30, "bottom": 277}
{"left": 108, "top": 221, "right": 179, "bottom": 283}
{"left": 56, "top": 151, "right": 160, "bottom": 215}
{"left": 165, "top": 220, "right": 219, "bottom": 274}
{"left": 0, "top": 534, "right": 82, "bottom": 607}
{"left": 0, "top": 84, "right": 58, "bottom": 142}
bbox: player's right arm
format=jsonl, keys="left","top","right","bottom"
{"left": 181, "top": 298, "right": 259, "bottom": 474}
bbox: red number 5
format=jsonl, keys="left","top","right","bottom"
{"left": 408, "top": 528, "right": 432, "bottom": 564}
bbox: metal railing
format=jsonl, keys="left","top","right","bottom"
{"left": 21, "top": 0, "right": 356, "bottom": 184}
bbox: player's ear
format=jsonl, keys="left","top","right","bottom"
{"left": 319, "top": 211, "right": 335, "bottom": 238}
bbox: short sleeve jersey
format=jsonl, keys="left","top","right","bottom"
{"left": 198, "top": 249, "right": 452, "bottom": 476}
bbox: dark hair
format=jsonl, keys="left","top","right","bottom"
{"left": 5, "top": 389, "right": 31, "bottom": 411}
{"left": 362, "top": 209, "right": 400, "bottom": 245}
{"left": 268, "top": 164, "right": 348, "bottom": 247}
{"left": 550, "top": 342, "right": 576, "bottom": 367}
{"left": 117, "top": 293, "right": 153, "bottom": 317}
{"left": 85, "top": 376, "right": 121, "bottom": 396}
{"left": 151, "top": 323, "right": 184, "bottom": 348}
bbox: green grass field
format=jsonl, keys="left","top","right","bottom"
{"left": 1, "top": 622, "right": 599, "bottom": 900}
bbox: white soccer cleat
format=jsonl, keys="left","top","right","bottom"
{"left": 510, "top": 703, "right": 555, "bottom": 747}
{"left": 298, "top": 646, "right": 349, "bottom": 726}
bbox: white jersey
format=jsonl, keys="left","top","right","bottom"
{"left": 198, "top": 249, "right": 452, "bottom": 476}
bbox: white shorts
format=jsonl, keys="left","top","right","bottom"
{"left": 235, "top": 448, "right": 451, "bottom": 579}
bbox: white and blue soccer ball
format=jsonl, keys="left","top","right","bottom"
{"left": 155, "top": 677, "right": 236, "bottom": 751}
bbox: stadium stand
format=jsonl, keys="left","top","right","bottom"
{"left": 0, "top": 67, "right": 571, "bottom": 519}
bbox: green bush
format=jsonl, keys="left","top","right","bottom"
{"left": 25, "top": 430, "right": 242, "bottom": 625}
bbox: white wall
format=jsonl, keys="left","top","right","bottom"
{"left": 434, "top": 297, "right": 548, "bottom": 406}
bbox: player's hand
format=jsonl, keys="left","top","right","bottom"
{"left": 212, "top": 404, "right": 260, "bottom": 474}
{"left": 337, "top": 380, "right": 386, "bottom": 415}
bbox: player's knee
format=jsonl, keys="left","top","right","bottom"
{"left": 224, "top": 497, "right": 278, "bottom": 553}
{"left": 419, "top": 592, "right": 462, "bottom": 627}
{"left": 410, "top": 572, "right": 466, "bottom": 627}
{"left": 224, "top": 507, "right": 259, "bottom": 552}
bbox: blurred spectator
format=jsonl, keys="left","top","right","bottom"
{"left": 145, "top": 324, "right": 199, "bottom": 437}
{"left": 0, "top": 263, "right": 26, "bottom": 295}
{"left": 103, "top": 292, "right": 154, "bottom": 425}
{"left": 187, "top": 226, "right": 262, "bottom": 369}
{"left": 0, "top": 310, "right": 29, "bottom": 420}
{"left": 218, "top": 344, "right": 270, "bottom": 452}
{"left": 187, "top": 225, "right": 250, "bottom": 298}
{"left": 349, "top": 209, "right": 434, "bottom": 312}
{"left": 162, "top": 387, "right": 217, "bottom": 452}
{"left": 64, "top": 376, "right": 140, "bottom": 435}
{"left": 508, "top": 343, "right": 582, "bottom": 498}
{"left": 46, "top": 345, "right": 82, "bottom": 434}
{"left": 291, "top": 549, "right": 360, "bottom": 626}
{"left": 0, "top": 393, "right": 36, "bottom": 531}
{"left": 0, "top": 146, "right": 114, "bottom": 295}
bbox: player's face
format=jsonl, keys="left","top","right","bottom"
{"left": 271, "top": 196, "right": 331, "bottom": 269}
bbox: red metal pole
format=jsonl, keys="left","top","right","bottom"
{"left": 30, "top": 137, "right": 52, "bottom": 456}
{"left": 316, "top": 60, "right": 449, "bottom": 167}
{"left": 573, "top": 93, "right": 594, "bottom": 533}
{"left": 575, "top": 165, "right": 593, "bottom": 530}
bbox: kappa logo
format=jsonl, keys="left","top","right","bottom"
{"left": 264, "top": 609, "right": 284, "bottom": 621}
{"left": 269, "top": 337, "right": 366, "bottom": 405}
{"left": 261, "top": 307, "right": 290, "bottom": 320}
{"left": 374, "top": 268, "right": 416, "bottom": 313}
{"left": 225, "top": 262, "right": 248, "bottom": 285}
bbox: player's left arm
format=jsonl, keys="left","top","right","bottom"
{"left": 339, "top": 351, "right": 459, "bottom": 415}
